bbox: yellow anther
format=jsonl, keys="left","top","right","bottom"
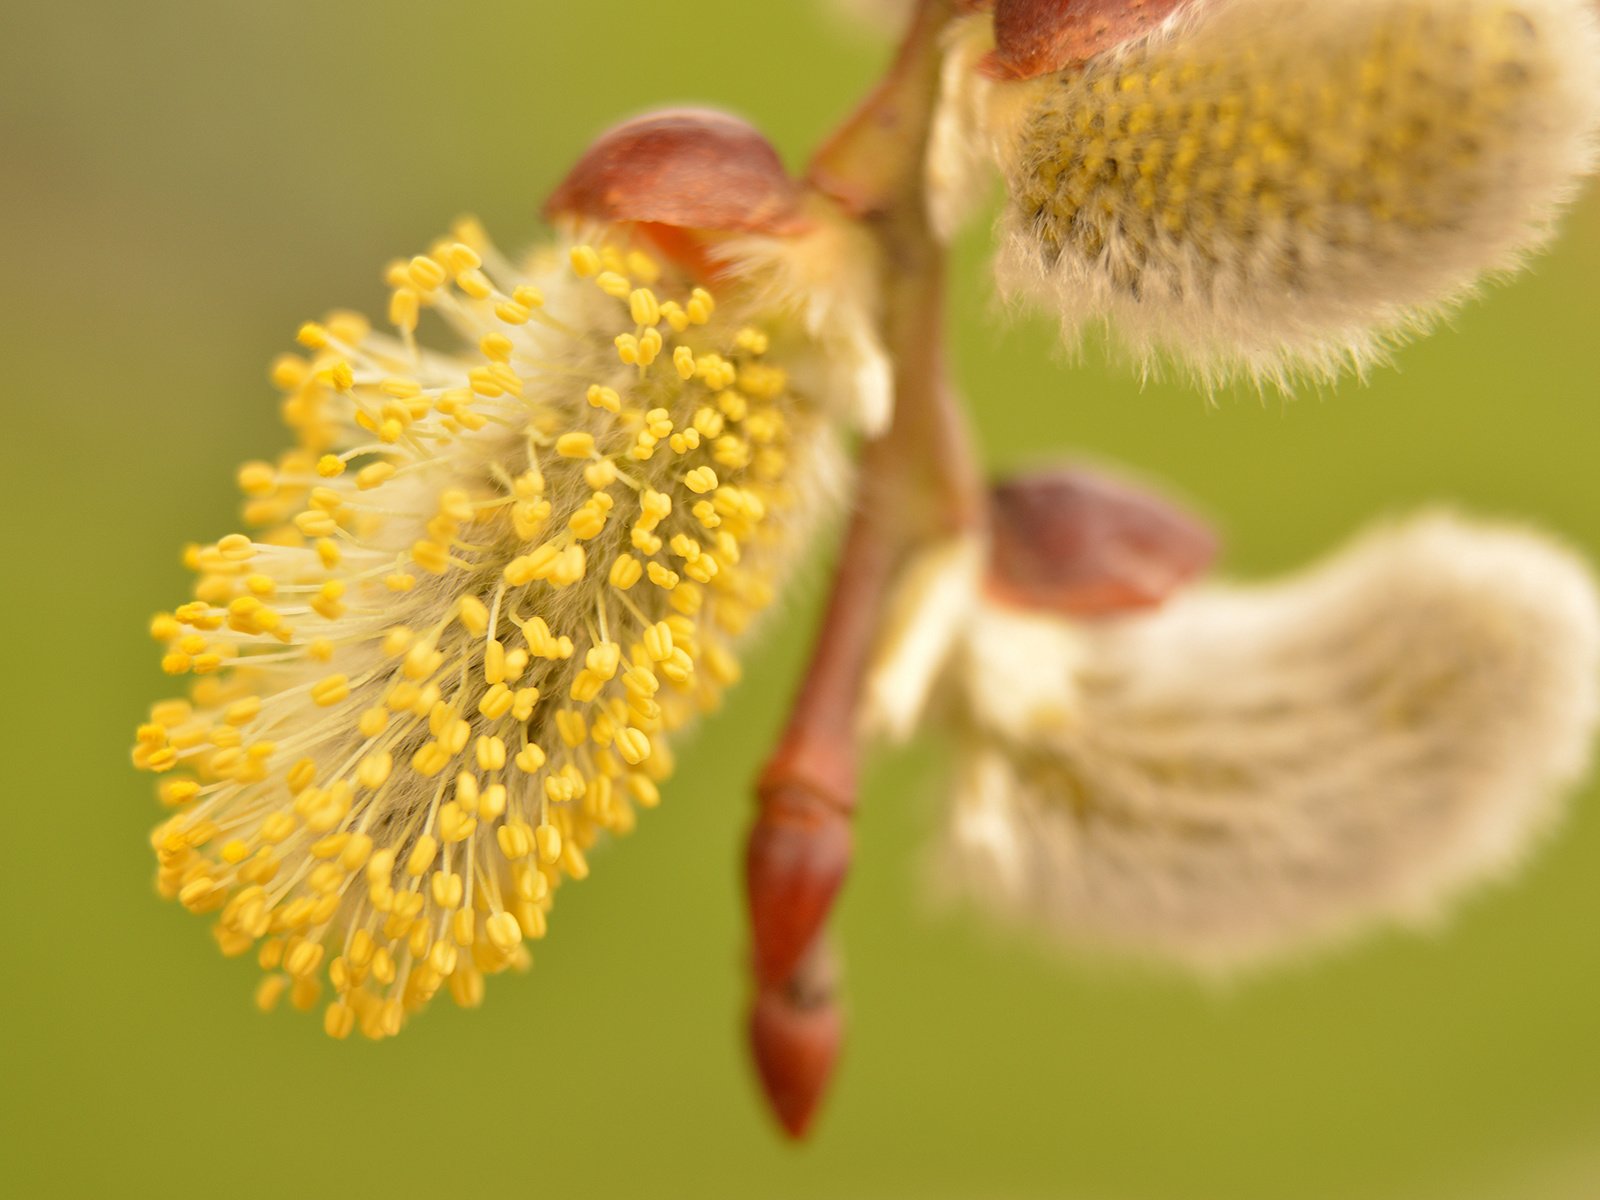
{"left": 550, "top": 544, "right": 587, "bottom": 588}
{"left": 310, "top": 675, "right": 350, "bottom": 707}
{"left": 640, "top": 488, "right": 673, "bottom": 521}
{"left": 515, "top": 743, "right": 547, "bottom": 774}
{"left": 684, "top": 466, "right": 718, "bottom": 494}
{"left": 637, "top": 327, "right": 663, "bottom": 366}
{"left": 217, "top": 532, "right": 254, "bottom": 560}
{"left": 615, "top": 334, "right": 640, "bottom": 365}
{"left": 256, "top": 975, "right": 289, "bottom": 1013}
{"left": 660, "top": 300, "right": 689, "bottom": 333}
{"left": 556, "top": 709, "right": 588, "bottom": 748}
{"left": 438, "top": 802, "right": 477, "bottom": 844}
{"left": 691, "top": 406, "right": 725, "bottom": 438}
{"left": 672, "top": 345, "right": 698, "bottom": 380}
{"left": 497, "top": 821, "right": 533, "bottom": 861}
{"left": 479, "top": 332, "right": 515, "bottom": 362}
{"left": 609, "top": 555, "right": 643, "bottom": 590}
{"left": 324, "top": 1002, "right": 356, "bottom": 1039}
{"left": 630, "top": 526, "right": 662, "bottom": 556}
{"left": 587, "top": 642, "right": 622, "bottom": 679}
{"left": 357, "top": 751, "right": 393, "bottom": 790}
{"left": 570, "top": 669, "right": 605, "bottom": 703}
{"left": 327, "top": 311, "right": 369, "bottom": 343}
{"left": 486, "top": 912, "right": 522, "bottom": 951}
{"left": 556, "top": 431, "right": 596, "bottom": 459}
{"left": 478, "top": 683, "right": 514, "bottom": 719}
{"left": 296, "top": 322, "right": 330, "bottom": 349}
{"left": 407, "top": 835, "right": 439, "bottom": 878}
{"left": 412, "top": 742, "right": 452, "bottom": 777}
{"left": 477, "top": 735, "right": 508, "bottom": 771}
{"left": 309, "top": 486, "right": 345, "bottom": 514}
{"left": 295, "top": 510, "right": 338, "bottom": 538}
{"left": 482, "top": 638, "right": 509, "bottom": 686}
{"left": 587, "top": 384, "right": 621, "bottom": 413}
{"left": 684, "top": 557, "right": 719, "bottom": 584}
{"left": 389, "top": 287, "right": 420, "bottom": 332}
{"left": 407, "top": 255, "right": 448, "bottom": 291}
{"left": 411, "top": 540, "right": 451, "bottom": 574}
{"left": 444, "top": 241, "right": 480, "bottom": 275}
{"left": 356, "top": 461, "right": 397, "bottom": 490}
{"left": 642, "top": 622, "right": 674, "bottom": 662}
{"left": 647, "top": 562, "right": 680, "bottom": 591}
{"left": 319, "top": 360, "right": 355, "bottom": 391}
{"left": 659, "top": 647, "right": 695, "bottom": 685}
{"left": 403, "top": 643, "right": 441, "bottom": 681}
{"left": 159, "top": 779, "right": 201, "bottom": 807}
{"left": 535, "top": 824, "right": 562, "bottom": 864}
{"left": 622, "top": 664, "right": 660, "bottom": 698}
{"left": 615, "top": 728, "right": 652, "bottom": 765}
{"left": 595, "top": 271, "right": 632, "bottom": 299}
{"left": 686, "top": 288, "right": 716, "bottom": 324}
{"left": 570, "top": 245, "right": 601, "bottom": 277}
{"left": 458, "top": 594, "right": 489, "bottom": 637}
{"left": 625, "top": 250, "right": 660, "bottom": 283}
{"left": 270, "top": 354, "right": 309, "bottom": 390}
{"left": 620, "top": 288, "right": 659, "bottom": 331}
{"left": 569, "top": 504, "right": 608, "bottom": 540}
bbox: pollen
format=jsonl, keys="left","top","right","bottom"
{"left": 136, "top": 221, "right": 835, "bottom": 1040}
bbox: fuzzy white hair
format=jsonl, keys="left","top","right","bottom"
{"left": 944, "top": 513, "right": 1600, "bottom": 973}
{"left": 715, "top": 198, "right": 896, "bottom": 435}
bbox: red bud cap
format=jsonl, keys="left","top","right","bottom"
{"left": 987, "top": 464, "right": 1217, "bottom": 616}
{"left": 543, "top": 108, "right": 808, "bottom": 235}
{"left": 984, "top": 0, "right": 1194, "bottom": 80}
{"left": 749, "top": 978, "right": 843, "bottom": 1140}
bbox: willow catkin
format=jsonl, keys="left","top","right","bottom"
{"left": 944, "top": 513, "right": 1600, "bottom": 973}
{"left": 994, "top": 0, "right": 1600, "bottom": 386}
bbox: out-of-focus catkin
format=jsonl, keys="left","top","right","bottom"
{"left": 943, "top": 514, "right": 1600, "bottom": 972}
{"left": 991, "top": 0, "right": 1600, "bottom": 385}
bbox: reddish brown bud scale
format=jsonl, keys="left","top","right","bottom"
{"left": 749, "top": 967, "right": 843, "bottom": 1139}
{"left": 543, "top": 108, "right": 809, "bottom": 235}
{"left": 987, "top": 465, "right": 1217, "bottom": 616}
{"left": 984, "top": 0, "right": 1194, "bottom": 79}
{"left": 746, "top": 780, "right": 854, "bottom": 989}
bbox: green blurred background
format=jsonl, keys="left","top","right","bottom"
{"left": 5, "top": 2, "right": 1599, "bottom": 1196}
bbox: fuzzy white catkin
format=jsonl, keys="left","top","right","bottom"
{"left": 993, "top": 0, "right": 1600, "bottom": 387}
{"left": 944, "top": 513, "right": 1600, "bottom": 973}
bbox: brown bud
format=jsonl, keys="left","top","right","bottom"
{"left": 749, "top": 962, "right": 843, "bottom": 1140}
{"left": 984, "top": 0, "right": 1194, "bottom": 79}
{"left": 543, "top": 108, "right": 808, "bottom": 235}
{"left": 987, "top": 464, "right": 1217, "bottom": 616}
{"left": 746, "top": 780, "right": 853, "bottom": 989}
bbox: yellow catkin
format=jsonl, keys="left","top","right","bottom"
{"left": 135, "top": 224, "right": 830, "bottom": 1041}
